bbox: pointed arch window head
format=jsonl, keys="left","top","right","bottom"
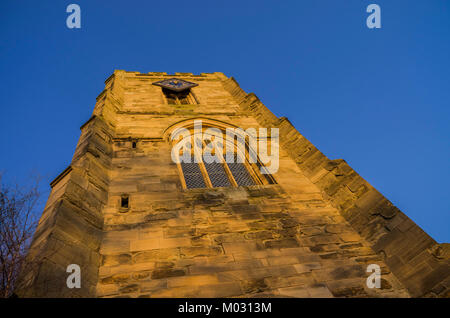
{"left": 172, "top": 122, "right": 276, "bottom": 190}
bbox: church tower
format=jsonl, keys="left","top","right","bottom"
{"left": 16, "top": 71, "right": 449, "bottom": 298}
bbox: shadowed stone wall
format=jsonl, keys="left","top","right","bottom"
{"left": 222, "top": 77, "right": 450, "bottom": 297}
{"left": 16, "top": 117, "right": 112, "bottom": 297}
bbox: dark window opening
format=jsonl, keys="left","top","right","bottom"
{"left": 162, "top": 88, "right": 196, "bottom": 105}
{"left": 132, "top": 141, "right": 137, "bottom": 149}
{"left": 163, "top": 88, "right": 178, "bottom": 104}
{"left": 225, "top": 153, "right": 256, "bottom": 187}
{"left": 204, "top": 162, "right": 231, "bottom": 188}
{"left": 180, "top": 156, "right": 206, "bottom": 189}
{"left": 121, "top": 195, "right": 129, "bottom": 209}
{"left": 256, "top": 161, "right": 276, "bottom": 184}
{"left": 177, "top": 90, "right": 190, "bottom": 104}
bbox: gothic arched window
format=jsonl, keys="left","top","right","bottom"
{"left": 171, "top": 123, "right": 276, "bottom": 189}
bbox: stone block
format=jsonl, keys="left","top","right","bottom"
{"left": 21, "top": 72, "right": 441, "bottom": 299}
{"left": 167, "top": 274, "right": 220, "bottom": 288}
{"left": 277, "top": 286, "right": 309, "bottom": 297}
{"left": 102, "top": 254, "right": 132, "bottom": 266}
{"left": 180, "top": 246, "right": 222, "bottom": 258}
{"left": 264, "top": 238, "right": 299, "bottom": 249}
{"left": 151, "top": 268, "right": 186, "bottom": 279}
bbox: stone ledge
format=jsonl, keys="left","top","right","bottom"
{"left": 49, "top": 166, "right": 72, "bottom": 188}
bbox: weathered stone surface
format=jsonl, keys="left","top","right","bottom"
{"left": 264, "top": 238, "right": 299, "bottom": 249}
{"left": 244, "top": 231, "right": 275, "bottom": 240}
{"left": 102, "top": 273, "right": 130, "bottom": 285}
{"left": 102, "top": 254, "right": 132, "bottom": 266}
{"left": 151, "top": 269, "right": 186, "bottom": 279}
{"left": 145, "top": 212, "right": 178, "bottom": 221}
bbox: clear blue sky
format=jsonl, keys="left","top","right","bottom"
{"left": 0, "top": 1, "right": 449, "bottom": 242}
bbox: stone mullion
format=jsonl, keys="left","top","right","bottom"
{"left": 195, "top": 137, "right": 213, "bottom": 188}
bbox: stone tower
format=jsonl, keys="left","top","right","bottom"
{"left": 16, "top": 71, "right": 449, "bottom": 298}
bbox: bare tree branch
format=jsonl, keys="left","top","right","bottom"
{"left": 0, "top": 173, "right": 42, "bottom": 298}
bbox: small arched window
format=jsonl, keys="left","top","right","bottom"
{"left": 152, "top": 78, "right": 199, "bottom": 105}
{"left": 162, "top": 88, "right": 197, "bottom": 105}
